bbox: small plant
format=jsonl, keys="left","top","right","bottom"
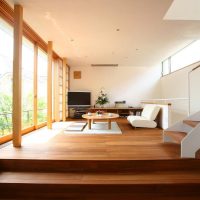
{"left": 95, "top": 90, "right": 109, "bottom": 107}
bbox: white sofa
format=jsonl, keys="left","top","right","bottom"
{"left": 127, "top": 104, "right": 160, "bottom": 128}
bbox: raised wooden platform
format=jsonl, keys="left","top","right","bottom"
{"left": 0, "top": 118, "right": 200, "bottom": 199}
{"left": 0, "top": 118, "right": 180, "bottom": 160}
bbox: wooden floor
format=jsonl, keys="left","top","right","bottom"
{"left": 0, "top": 118, "right": 180, "bottom": 160}
{"left": 1, "top": 118, "right": 200, "bottom": 200}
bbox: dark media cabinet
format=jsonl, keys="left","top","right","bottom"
{"left": 69, "top": 107, "right": 90, "bottom": 119}
{"left": 69, "top": 106, "right": 143, "bottom": 119}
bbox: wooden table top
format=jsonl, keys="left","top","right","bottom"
{"left": 82, "top": 113, "right": 119, "bottom": 120}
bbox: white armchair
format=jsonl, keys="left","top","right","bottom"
{"left": 127, "top": 104, "right": 160, "bottom": 128}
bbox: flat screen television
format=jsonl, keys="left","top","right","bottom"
{"left": 68, "top": 91, "right": 91, "bottom": 107}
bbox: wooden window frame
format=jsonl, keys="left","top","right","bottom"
{"left": 62, "top": 58, "right": 67, "bottom": 121}
{"left": 0, "top": 0, "right": 63, "bottom": 144}
{"left": 0, "top": 0, "right": 60, "bottom": 59}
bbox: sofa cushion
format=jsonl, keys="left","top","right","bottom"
{"left": 127, "top": 115, "right": 157, "bottom": 128}
{"left": 141, "top": 104, "right": 160, "bottom": 121}
{"left": 127, "top": 115, "right": 146, "bottom": 122}
{"left": 130, "top": 119, "right": 157, "bottom": 128}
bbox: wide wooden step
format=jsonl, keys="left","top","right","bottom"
{"left": 1, "top": 171, "right": 200, "bottom": 199}
{"left": 164, "top": 131, "right": 187, "bottom": 144}
{"left": 1, "top": 159, "right": 200, "bottom": 172}
{"left": 183, "top": 120, "right": 200, "bottom": 128}
{"left": 1, "top": 171, "right": 200, "bottom": 184}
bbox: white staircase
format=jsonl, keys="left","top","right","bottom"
{"left": 163, "top": 111, "right": 200, "bottom": 158}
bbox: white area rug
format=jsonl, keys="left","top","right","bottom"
{"left": 60, "top": 122, "right": 122, "bottom": 134}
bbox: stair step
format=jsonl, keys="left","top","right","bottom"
{"left": 1, "top": 170, "right": 200, "bottom": 185}
{"left": 1, "top": 159, "right": 200, "bottom": 172}
{"left": 164, "top": 131, "right": 187, "bottom": 144}
{"left": 1, "top": 171, "right": 200, "bottom": 199}
{"left": 183, "top": 120, "right": 200, "bottom": 128}
{"left": 196, "top": 149, "right": 200, "bottom": 159}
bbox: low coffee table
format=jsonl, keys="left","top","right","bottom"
{"left": 82, "top": 113, "right": 119, "bottom": 130}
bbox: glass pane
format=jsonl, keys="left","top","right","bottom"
{"left": 190, "top": 67, "right": 200, "bottom": 114}
{"left": 37, "top": 48, "right": 47, "bottom": 124}
{"left": 59, "top": 111, "right": 62, "bottom": 119}
{"left": 171, "top": 40, "right": 200, "bottom": 72}
{"left": 162, "top": 59, "right": 170, "bottom": 76}
{"left": 22, "top": 37, "right": 34, "bottom": 129}
{"left": 0, "top": 18, "right": 13, "bottom": 137}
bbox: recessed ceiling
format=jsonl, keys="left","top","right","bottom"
{"left": 7, "top": 0, "right": 200, "bottom": 67}
{"left": 164, "top": 0, "right": 200, "bottom": 20}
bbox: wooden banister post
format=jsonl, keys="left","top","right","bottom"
{"left": 62, "top": 58, "right": 67, "bottom": 121}
{"left": 47, "top": 41, "right": 53, "bottom": 129}
{"left": 54, "top": 60, "right": 59, "bottom": 122}
{"left": 12, "top": 4, "right": 23, "bottom": 147}
{"left": 66, "top": 65, "right": 70, "bottom": 118}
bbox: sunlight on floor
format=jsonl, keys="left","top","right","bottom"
{"left": 22, "top": 122, "right": 72, "bottom": 144}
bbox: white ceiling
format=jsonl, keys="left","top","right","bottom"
{"left": 7, "top": 0, "right": 200, "bottom": 67}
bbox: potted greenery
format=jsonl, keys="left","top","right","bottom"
{"left": 95, "top": 90, "right": 109, "bottom": 107}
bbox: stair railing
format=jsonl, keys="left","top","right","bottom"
{"left": 181, "top": 123, "right": 200, "bottom": 158}
{"left": 163, "top": 110, "right": 200, "bottom": 157}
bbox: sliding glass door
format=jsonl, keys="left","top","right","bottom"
{"left": 0, "top": 18, "right": 13, "bottom": 138}
{"left": 0, "top": 3, "right": 69, "bottom": 145}
{"left": 58, "top": 60, "right": 63, "bottom": 120}
{"left": 22, "top": 37, "right": 34, "bottom": 129}
{"left": 37, "top": 48, "right": 48, "bottom": 124}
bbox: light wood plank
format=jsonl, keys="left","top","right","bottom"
{"left": 1, "top": 171, "right": 200, "bottom": 184}
{"left": 12, "top": 4, "right": 23, "bottom": 147}
{"left": 54, "top": 60, "right": 60, "bottom": 122}
{"left": 67, "top": 65, "right": 70, "bottom": 90}
{"left": 0, "top": 134, "right": 13, "bottom": 145}
{"left": 66, "top": 65, "right": 70, "bottom": 118}
{"left": 164, "top": 131, "right": 187, "bottom": 144}
{"left": 62, "top": 58, "right": 67, "bottom": 121}
{"left": 47, "top": 41, "right": 53, "bottom": 129}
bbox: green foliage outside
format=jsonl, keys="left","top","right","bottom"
{"left": 37, "top": 97, "right": 47, "bottom": 124}
{"left": 0, "top": 93, "right": 12, "bottom": 136}
{"left": 22, "top": 93, "right": 34, "bottom": 129}
{"left": 0, "top": 93, "right": 47, "bottom": 137}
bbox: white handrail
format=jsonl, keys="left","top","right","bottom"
{"left": 142, "top": 98, "right": 188, "bottom": 101}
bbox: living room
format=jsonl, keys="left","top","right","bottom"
{"left": 0, "top": 0, "right": 200, "bottom": 199}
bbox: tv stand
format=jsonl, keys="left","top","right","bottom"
{"left": 69, "top": 106, "right": 90, "bottom": 118}
{"left": 68, "top": 106, "right": 143, "bottom": 118}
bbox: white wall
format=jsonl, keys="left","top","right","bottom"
{"left": 190, "top": 65, "right": 200, "bottom": 114}
{"left": 70, "top": 66, "right": 161, "bottom": 107}
{"left": 161, "top": 61, "right": 200, "bottom": 124}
